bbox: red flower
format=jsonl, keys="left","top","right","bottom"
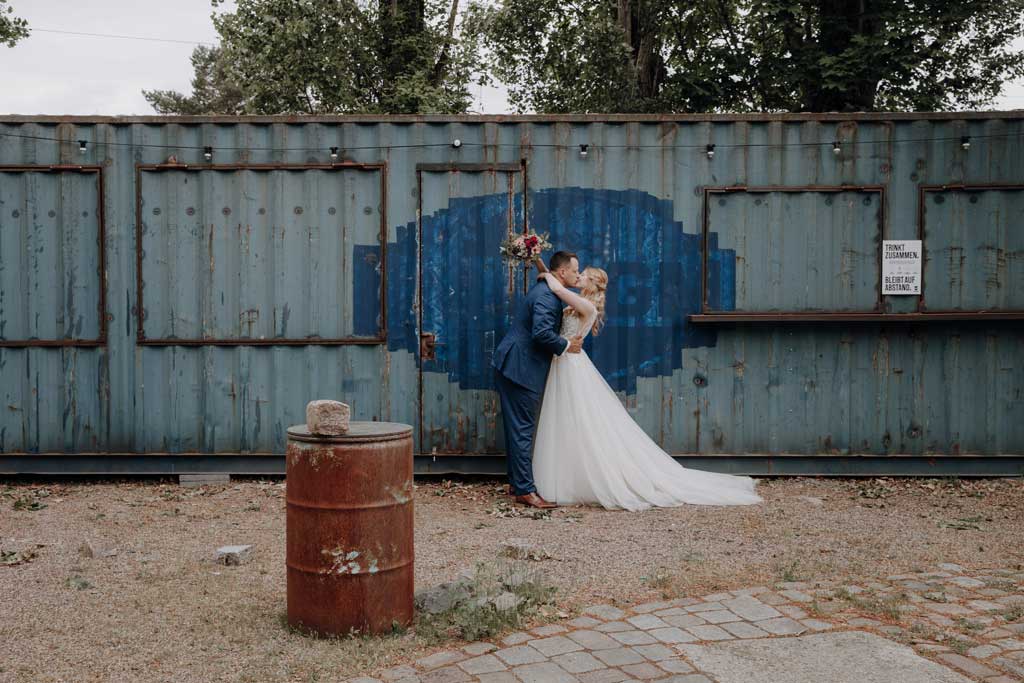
{"left": 524, "top": 235, "right": 539, "bottom": 249}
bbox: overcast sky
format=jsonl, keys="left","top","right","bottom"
{"left": 2, "top": 0, "right": 1022, "bottom": 116}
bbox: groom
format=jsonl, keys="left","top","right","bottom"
{"left": 492, "top": 251, "right": 584, "bottom": 509}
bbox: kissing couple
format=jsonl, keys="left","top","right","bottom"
{"left": 492, "top": 250, "right": 762, "bottom": 512}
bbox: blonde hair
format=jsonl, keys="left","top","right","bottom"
{"left": 581, "top": 267, "right": 608, "bottom": 335}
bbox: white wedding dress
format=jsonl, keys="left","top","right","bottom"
{"left": 533, "top": 310, "right": 762, "bottom": 511}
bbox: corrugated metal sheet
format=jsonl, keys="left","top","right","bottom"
{"left": 0, "top": 115, "right": 1022, "bottom": 463}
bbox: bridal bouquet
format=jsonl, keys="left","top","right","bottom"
{"left": 500, "top": 231, "right": 553, "bottom": 267}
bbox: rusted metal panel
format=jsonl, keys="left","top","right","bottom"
{"left": 286, "top": 422, "right": 414, "bottom": 635}
{"left": 0, "top": 116, "right": 1022, "bottom": 465}
{"left": 136, "top": 163, "right": 386, "bottom": 345}
{"left": 0, "top": 165, "right": 106, "bottom": 346}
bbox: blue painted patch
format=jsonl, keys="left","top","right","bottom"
{"left": 355, "top": 188, "right": 735, "bottom": 394}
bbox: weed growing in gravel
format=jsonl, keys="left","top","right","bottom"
{"left": 641, "top": 568, "right": 674, "bottom": 596}
{"left": 415, "top": 559, "right": 557, "bottom": 645}
{"left": 835, "top": 590, "right": 907, "bottom": 621}
{"left": 946, "top": 636, "right": 972, "bottom": 655}
{"left": 953, "top": 617, "right": 984, "bottom": 634}
{"left": 1000, "top": 605, "right": 1024, "bottom": 623}
{"left": 778, "top": 560, "right": 801, "bottom": 583}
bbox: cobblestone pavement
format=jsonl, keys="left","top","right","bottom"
{"left": 349, "top": 564, "right": 1024, "bottom": 683}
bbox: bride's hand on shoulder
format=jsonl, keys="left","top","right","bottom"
{"left": 542, "top": 272, "right": 564, "bottom": 291}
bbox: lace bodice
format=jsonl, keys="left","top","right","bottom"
{"left": 559, "top": 310, "right": 592, "bottom": 339}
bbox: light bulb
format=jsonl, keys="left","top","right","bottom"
{"left": 203, "top": 146, "right": 213, "bottom": 161}
{"left": 78, "top": 140, "right": 88, "bottom": 154}
{"left": 452, "top": 139, "right": 462, "bottom": 148}
{"left": 832, "top": 141, "right": 841, "bottom": 156}
{"left": 706, "top": 144, "right": 715, "bottom": 160}
{"left": 960, "top": 136, "right": 970, "bottom": 151}
{"left": 579, "top": 144, "right": 589, "bottom": 158}
{"left": 330, "top": 146, "right": 339, "bottom": 160}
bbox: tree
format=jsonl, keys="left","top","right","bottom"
{"left": 0, "top": 0, "right": 28, "bottom": 48}
{"left": 144, "top": 46, "right": 246, "bottom": 115}
{"left": 474, "top": 0, "right": 1024, "bottom": 113}
{"left": 145, "top": 0, "right": 481, "bottom": 115}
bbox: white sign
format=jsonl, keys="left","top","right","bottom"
{"left": 882, "top": 240, "right": 922, "bottom": 295}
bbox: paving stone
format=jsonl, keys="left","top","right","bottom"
{"left": 981, "top": 628, "right": 1014, "bottom": 639}
{"left": 757, "top": 592, "right": 789, "bottom": 606}
{"left": 500, "top": 632, "right": 533, "bottom": 646}
{"left": 416, "top": 651, "right": 467, "bottom": 671}
{"left": 1006, "top": 624, "right": 1024, "bottom": 635}
{"left": 632, "top": 600, "right": 675, "bottom": 613}
{"left": 800, "top": 619, "right": 835, "bottom": 632}
{"left": 991, "top": 638, "right": 1024, "bottom": 650}
{"left": 948, "top": 577, "right": 987, "bottom": 589}
{"left": 914, "top": 644, "right": 952, "bottom": 653}
{"left": 512, "top": 661, "right": 579, "bottom": 683}
{"left": 846, "top": 617, "right": 883, "bottom": 628}
{"left": 702, "top": 592, "right": 734, "bottom": 602}
{"left": 657, "top": 659, "right": 695, "bottom": 674}
{"left": 966, "top": 644, "right": 1002, "bottom": 659}
{"left": 632, "top": 644, "right": 677, "bottom": 661}
{"left": 754, "top": 617, "right": 807, "bottom": 636}
{"left": 578, "top": 670, "right": 632, "bottom": 683}
{"left": 593, "top": 647, "right": 647, "bottom": 667}
{"left": 620, "top": 662, "right": 665, "bottom": 679}
{"left": 983, "top": 677, "right": 1021, "bottom": 683}
{"left": 493, "top": 645, "right": 546, "bottom": 666}
{"left": 551, "top": 651, "right": 607, "bottom": 674}
{"left": 935, "top": 653, "right": 1001, "bottom": 678}
{"left": 626, "top": 614, "right": 670, "bottom": 630}
{"left": 532, "top": 623, "right": 569, "bottom": 636}
{"left": 461, "top": 642, "right": 496, "bottom": 656}
{"left": 995, "top": 596, "right": 1024, "bottom": 607}
{"left": 777, "top": 605, "right": 808, "bottom": 619}
{"left": 476, "top": 674, "right": 517, "bottom": 683}
{"left": 658, "top": 675, "right": 713, "bottom": 683}
{"left": 380, "top": 665, "right": 418, "bottom": 681}
{"left": 596, "top": 621, "right": 634, "bottom": 633}
{"left": 568, "top": 616, "right": 603, "bottom": 628}
{"left": 585, "top": 604, "right": 628, "bottom": 621}
{"left": 348, "top": 678, "right": 383, "bottom": 683}
{"left": 648, "top": 627, "right": 699, "bottom": 644}
{"left": 457, "top": 655, "right": 507, "bottom": 675}
{"left": 529, "top": 635, "right": 584, "bottom": 657}
{"left": 777, "top": 581, "right": 812, "bottom": 590}
{"left": 685, "top": 602, "right": 726, "bottom": 613}
{"left": 731, "top": 586, "right": 771, "bottom": 596}
{"left": 720, "top": 621, "right": 770, "bottom": 639}
{"left": 672, "top": 597, "right": 703, "bottom": 607}
{"left": 679, "top": 631, "right": 973, "bottom": 683}
{"left": 420, "top": 666, "right": 472, "bottom": 683}
{"left": 721, "top": 596, "right": 783, "bottom": 622}
{"left": 685, "top": 625, "right": 735, "bottom": 641}
{"left": 653, "top": 607, "right": 688, "bottom": 617}
{"left": 779, "top": 590, "right": 814, "bottom": 603}
{"left": 967, "top": 600, "right": 1004, "bottom": 612}
{"left": 699, "top": 610, "right": 741, "bottom": 624}
{"left": 939, "top": 563, "right": 965, "bottom": 573}
{"left": 569, "top": 630, "right": 623, "bottom": 651}
{"left": 663, "top": 614, "right": 707, "bottom": 628}
{"left": 992, "top": 657, "right": 1024, "bottom": 678}
{"left": 924, "top": 603, "right": 976, "bottom": 616}
{"left": 611, "top": 630, "right": 658, "bottom": 646}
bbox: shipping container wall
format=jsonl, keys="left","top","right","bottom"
{"left": 0, "top": 115, "right": 1022, "bottom": 464}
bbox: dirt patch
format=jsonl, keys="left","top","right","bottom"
{"left": 1, "top": 476, "right": 1021, "bottom": 682}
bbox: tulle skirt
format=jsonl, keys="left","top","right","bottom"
{"left": 533, "top": 351, "right": 762, "bottom": 511}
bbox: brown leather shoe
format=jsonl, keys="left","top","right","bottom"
{"left": 514, "top": 492, "right": 558, "bottom": 509}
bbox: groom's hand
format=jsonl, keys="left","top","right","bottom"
{"left": 567, "top": 336, "right": 583, "bottom": 354}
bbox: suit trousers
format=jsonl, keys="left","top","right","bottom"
{"left": 494, "top": 369, "right": 542, "bottom": 495}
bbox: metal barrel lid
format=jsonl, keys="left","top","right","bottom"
{"left": 286, "top": 421, "right": 413, "bottom": 444}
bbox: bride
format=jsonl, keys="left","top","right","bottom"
{"left": 532, "top": 267, "right": 762, "bottom": 511}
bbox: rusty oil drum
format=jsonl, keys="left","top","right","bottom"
{"left": 286, "top": 421, "right": 414, "bottom": 636}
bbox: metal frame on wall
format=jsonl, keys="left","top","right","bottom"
{"left": 0, "top": 164, "right": 107, "bottom": 348}
{"left": 415, "top": 161, "right": 528, "bottom": 455}
{"left": 692, "top": 183, "right": 1024, "bottom": 323}
{"left": 918, "top": 183, "right": 1024, "bottom": 317}
{"left": 694, "top": 184, "right": 887, "bottom": 323}
{"left": 134, "top": 161, "right": 389, "bottom": 346}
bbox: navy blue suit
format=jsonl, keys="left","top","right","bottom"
{"left": 492, "top": 281, "right": 568, "bottom": 495}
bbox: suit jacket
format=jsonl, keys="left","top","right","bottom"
{"left": 492, "top": 280, "right": 568, "bottom": 393}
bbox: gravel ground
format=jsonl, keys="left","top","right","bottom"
{"left": 1, "top": 475, "right": 1022, "bottom": 682}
